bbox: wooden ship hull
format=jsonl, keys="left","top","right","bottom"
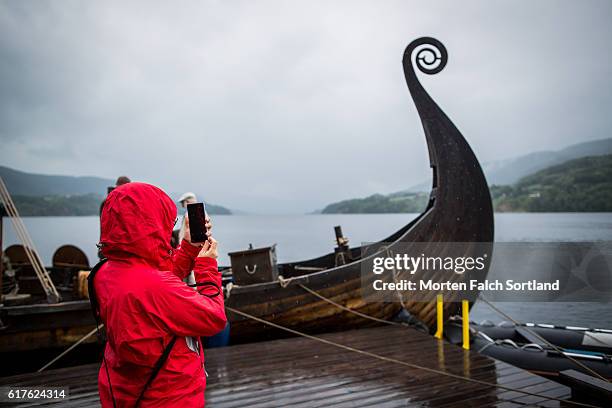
{"left": 0, "top": 37, "right": 494, "bottom": 351}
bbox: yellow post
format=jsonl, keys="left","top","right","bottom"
{"left": 434, "top": 294, "right": 443, "bottom": 339}
{"left": 437, "top": 337, "right": 446, "bottom": 371}
{"left": 462, "top": 299, "right": 470, "bottom": 350}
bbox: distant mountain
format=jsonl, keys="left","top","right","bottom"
{"left": 321, "top": 154, "right": 612, "bottom": 213}
{"left": 180, "top": 202, "right": 232, "bottom": 216}
{"left": 0, "top": 166, "right": 113, "bottom": 196}
{"left": 11, "top": 194, "right": 105, "bottom": 216}
{"left": 484, "top": 138, "right": 612, "bottom": 186}
{"left": 0, "top": 166, "right": 232, "bottom": 215}
{"left": 492, "top": 154, "right": 612, "bottom": 212}
{"left": 406, "top": 138, "right": 612, "bottom": 192}
{"left": 321, "top": 192, "right": 429, "bottom": 214}
{"left": 8, "top": 194, "right": 233, "bottom": 216}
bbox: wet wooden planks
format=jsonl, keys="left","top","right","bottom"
{"left": 0, "top": 326, "right": 576, "bottom": 407}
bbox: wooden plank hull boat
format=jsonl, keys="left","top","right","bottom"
{"left": 0, "top": 37, "right": 494, "bottom": 350}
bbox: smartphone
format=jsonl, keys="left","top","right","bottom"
{"left": 187, "top": 202, "right": 208, "bottom": 243}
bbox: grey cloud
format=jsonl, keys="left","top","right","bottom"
{"left": 1, "top": 0, "right": 611, "bottom": 213}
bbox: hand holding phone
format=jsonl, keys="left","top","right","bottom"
{"left": 198, "top": 237, "right": 218, "bottom": 259}
{"left": 187, "top": 203, "right": 208, "bottom": 243}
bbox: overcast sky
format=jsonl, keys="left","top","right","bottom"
{"left": 1, "top": 1, "right": 611, "bottom": 213}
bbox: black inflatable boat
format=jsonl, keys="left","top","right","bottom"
{"left": 446, "top": 319, "right": 612, "bottom": 381}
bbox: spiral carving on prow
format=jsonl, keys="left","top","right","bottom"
{"left": 404, "top": 37, "right": 447, "bottom": 75}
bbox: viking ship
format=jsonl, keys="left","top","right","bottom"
{"left": 223, "top": 37, "right": 493, "bottom": 341}
{"left": 0, "top": 37, "right": 494, "bottom": 351}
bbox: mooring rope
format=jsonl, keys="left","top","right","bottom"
{"left": 277, "top": 271, "right": 408, "bottom": 328}
{"left": 379, "top": 245, "right": 413, "bottom": 310}
{"left": 296, "top": 280, "right": 610, "bottom": 386}
{"left": 38, "top": 325, "right": 102, "bottom": 372}
{"left": 224, "top": 282, "right": 235, "bottom": 299}
{"left": 478, "top": 296, "right": 609, "bottom": 383}
{"left": 277, "top": 275, "right": 292, "bottom": 288}
{"left": 225, "top": 306, "right": 597, "bottom": 408}
{"left": 297, "top": 283, "right": 407, "bottom": 327}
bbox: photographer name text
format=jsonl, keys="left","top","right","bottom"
{"left": 373, "top": 279, "right": 560, "bottom": 292}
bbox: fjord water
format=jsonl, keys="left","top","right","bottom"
{"left": 4, "top": 213, "right": 612, "bottom": 327}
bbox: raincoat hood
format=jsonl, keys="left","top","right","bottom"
{"left": 100, "top": 182, "right": 177, "bottom": 269}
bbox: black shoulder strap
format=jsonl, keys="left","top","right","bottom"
{"left": 88, "top": 258, "right": 108, "bottom": 327}
{"left": 87, "top": 258, "right": 117, "bottom": 408}
{"left": 134, "top": 336, "right": 178, "bottom": 407}
{"left": 87, "top": 258, "right": 178, "bottom": 408}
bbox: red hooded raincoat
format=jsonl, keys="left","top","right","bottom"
{"left": 96, "top": 182, "right": 226, "bottom": 407}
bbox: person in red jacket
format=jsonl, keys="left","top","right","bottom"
{"left": 96, "top": 182, "right": 226, "bottom": 407}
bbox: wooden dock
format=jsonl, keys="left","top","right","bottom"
{"left": 0, "top": 326, "right": 582, "bottom": 407}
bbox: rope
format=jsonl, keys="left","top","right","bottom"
{"left": 225, "top": 306, "right": 597, "bottom": 408}
{"left": 225, "top": 282, "right": 235, "bottom": 299}
{"left": 277, "top": 270, "right": 406, "bottom": 327}
{"left": 371, "top": 245, "right": 410, "bottom": 309}
{"left": 38, "top": 325, "right": 102, "bottom": 372}
{"left": 479, "top": 296, "right": 609, "bottom": 383}
{"left": 298, "top": 283, "right": 406, "bottom": 327}
{"left": 384, "top": 246, "right": 410, "bottom": 309}
{"left": 0, "top": 176, "right": 60, "bottom": 302}
{"left": 334, "top": 252, "right": 346, "bottom": 266}
{"left": 278, "top": 275, "right": 292, "bottom": 288}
